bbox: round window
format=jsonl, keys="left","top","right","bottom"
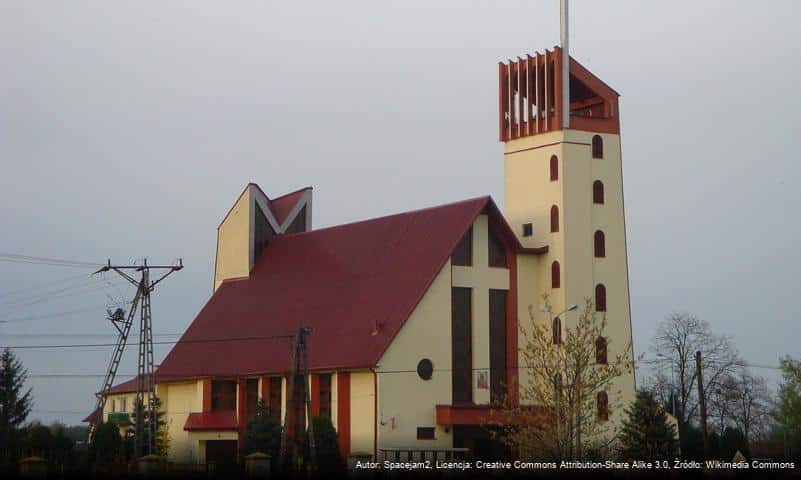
{"left": 417, "top": 358, "right": 433, "bottom": 380}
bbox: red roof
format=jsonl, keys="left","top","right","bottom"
{"left": 266, "top": 187, "right": 310, "bottom": 225}
{"left": 184, "top": 411, "right": 238, "bottom": 431}
{"left": 157, "top": 196, "right": 537, "bottom": 382}
{"left": 83, "top": 407, "right": 101, "bottom": 424}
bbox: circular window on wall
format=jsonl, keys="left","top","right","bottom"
{"left": 417, "top": 359, "right": 433, "bottom": 380}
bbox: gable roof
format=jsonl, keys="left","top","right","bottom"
{"left": 265, "top": 186, "right": 311, "bottom": 225}
{"left": 157, "top": 196, "right": 536, "bottom": 382}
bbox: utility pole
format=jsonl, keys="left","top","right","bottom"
{"left": 94, "top": 258, "right": 183, "bottom": 458}
{"left": 280, "top": 327, "right": 316, "bottom": 472}
{"left": 696, "top": 350, "right": 709, "bottom": 460}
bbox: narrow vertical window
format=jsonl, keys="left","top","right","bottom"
{"left": 552, "top": 317, "right": 562, "bottom": 345}
{"left": 246, "top": 378, "right": 259, "bottom": 421}
{"left": 597, "top": 391, "right": 609, "bottom": 421}
{"left": 596, "top": 337, "right": 608, "bottom": 364}
{"left": 550, "top": 155, "right": 558, "bottom": 181}
{"left": 489, "top": 289, "right": 508, "bottom": 404}
{"left": 554, "top": 373, "right": 563, "bottom": 404}
{"left": 319, "top": 373, "right": 332, "bottom": 419}
{"left": 451, "top": 287, "right": 473, "bottom": 405}
{"left": 595, "top": 284, "right": 607, "bottom": 312}
{"left": 522, "top": 223, "right": 533, "bottom": 237}
{"left": 268, "top": 377, "right": 282, "bottom": 422}
{"left": 550, "top": 205, "right": 559, "bottom": 233}
{"left": 551, "top": 261, "right": 560, "bottom": 289}
{"left": 594, "top": 230, "right": 606, "bottom": 258}
{"left": 452, "top": 227, "right": 473, "bottom": 266}
{"left": 593, "top": 180, "right": 605, "bottom": 204}
{"left": 592, "top": 135, "right": 604, "bottom": 159}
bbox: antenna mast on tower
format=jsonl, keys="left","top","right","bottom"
{"left": 560, "top": 0, "right": 570, "bottom": 129}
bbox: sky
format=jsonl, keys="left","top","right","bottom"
{"left": 1, "top": 1, "right": 799, "bottom": 426}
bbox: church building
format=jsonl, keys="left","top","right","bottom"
{"left": 97, "top": 36, "right": 636, "bottom": 465}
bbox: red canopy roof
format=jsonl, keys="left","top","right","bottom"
{"left": 184, "top": 411, "right": 238, "bottom": 431}
{"left": 157, "top": 196, "right": 531, "bottom": 382}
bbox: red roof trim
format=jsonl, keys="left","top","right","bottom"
{"left": 183, "top": 411, "right": 239, "bottom": 431}
{"left": 520, "top": 245, "right": 549, "bottom": 255}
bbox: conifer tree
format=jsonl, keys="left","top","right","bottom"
{"left": 0, "top": 348, "right": 33, "bottom": 461}
{"left": 619, "top": 391, "right": 678, "bottom": 461}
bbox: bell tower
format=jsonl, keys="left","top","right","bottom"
{"left": 501, "top": 0, "right": 636, "bottom": 422}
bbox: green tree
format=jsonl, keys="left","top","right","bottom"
{"left": 0, "top": 348, "right": 33, "bottom": 467}
{"left": 305, "top": 416, "right": 343, "bottom": 473}
{"left": 618, "top": 391, "right": 678, "bottom": 461}
{"left": 130, "top": 395, "right": 167, "bottom": 457}
{"left": 776, "top": 355, "right": 801, "bottom": 459}
{"left": 245, "top": 399, "right": 282, "bottom": 459}
{"left": 498, "top": 296, "right": 634, "bottom": 461}
{"left": 89, "top": 421, "right": 122, "bottom": 464}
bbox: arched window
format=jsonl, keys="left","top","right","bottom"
{"left": 596, "top": 391, "right": 609, "bottom": 421}
{"left": 550, "top": 205, "right": 559, "bottom": 233}
{"left": 593, "top": 180, "right": 605, "bottom": 204}
{"left": 595, "top": 284, "right": 607, "bottom": 312}
{"left": 550, "top": 155, "right": 558, "bottom": 181}
{"left": 552, "top": 317, "right": 562, "bottom": 345}
{"left": 594, "top": 230, "right": 606, "bottom": 258}
{"left": 551, "top": 261, "right": 561, "bottom": 289}
{"left": 595, "top": 337, "right": 608, "bottom": 364}
{"left": 554, "top": 373, "right": 563, "bottom": 403}
{"left": 592, "top": 135, "right": 603, "bottom": 159}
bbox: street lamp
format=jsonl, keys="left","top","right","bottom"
{"left": 539, "top": 303, "right": 578, "bottom": 316}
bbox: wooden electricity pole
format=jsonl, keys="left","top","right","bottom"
{"left": 696, "top": 350, "right": 709, "bottom": 459}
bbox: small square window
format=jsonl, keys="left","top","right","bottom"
{"left": 417, "top": 427, "right": 436, "bottom": 440}
{"left": 522, "top": 223, "right": 533, "bottom": 237}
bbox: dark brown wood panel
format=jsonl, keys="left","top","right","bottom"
{"left": 319, "top": 373, "right": 332, "bottom": 419}
{"left": 246, "top": 378, "right": 259, "bottom": 421}
{"left": 489, "top": 289, "right": 508, "bottom": 404}
{"left": 211, "top": 380, "right": 237, "bottom": 411}
{"left": 451, "top": 287, "right": 472, "bottom": 405}
{"left": 488, "top": 226, "right": 506, "bottom": 268}
{"left": 268, "top": 377, "right": 282, "bottom": 422}
{"left": 284, "top": 206, "right": 307, "bottom": 234}
{"left": 451, "top": 227, "right": 473, "bottom": 266}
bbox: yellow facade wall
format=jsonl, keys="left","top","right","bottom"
{"left": 214, "top": 187, "right": 252, "bottom": 291}
{"left": 159, "top": 380, "right": 204, "bottom": 463}
{"left": 504, "top": 129, "right": 636, "bottom": 437}
{"left": 377, "top": 260, "right": 453, "bottom": 451}
{"left": 349, "top": 371, "right": 375, "bottom": 456}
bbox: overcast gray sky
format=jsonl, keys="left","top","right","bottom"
{"left": 1, "top": 1, "right": 799, "bottom": 426}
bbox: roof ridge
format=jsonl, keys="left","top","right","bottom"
{"left": 249, "top": 183, "right": 312, "bottom": 202}
{"left": 280, "top": 195, "right": 491, "bottom": 239}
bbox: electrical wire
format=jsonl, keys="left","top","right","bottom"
{"left": 0, "top": 253, "right": 102, "bottom": 267}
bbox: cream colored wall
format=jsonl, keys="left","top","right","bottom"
{"left": 377, "top": 260, "right": 453, "bottom": 451}
{"left": 102, "top": 392, "right": 138, "bottom": 437}
{"left": 159, "top": 380, "right": 204, "bottom": 463}
{"left": 376, "top": 215, "right": 511, "bottom": 452}
{"left": 349, "top": 371, "right": 375, "bottom": 456}
{"left": 214, "top": 187, "right": 252, "bottom": 291}
{"left": 103, "top": 392, "right": 136, "bottom": 419}
{"left": 504, "top": 129, "right": 636, "bottom": 438}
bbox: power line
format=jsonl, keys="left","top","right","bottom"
{"left": 1, "top": 306, "right": 109, "bottom": 323}
{"left": 0, "top": 253, "right": 102, "bottom": 267}
{"left": 2, "top": 333, "right": 295, "bottom": 350}
{"left": 0, "top": 272, "right": 94, "bottom": 299}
